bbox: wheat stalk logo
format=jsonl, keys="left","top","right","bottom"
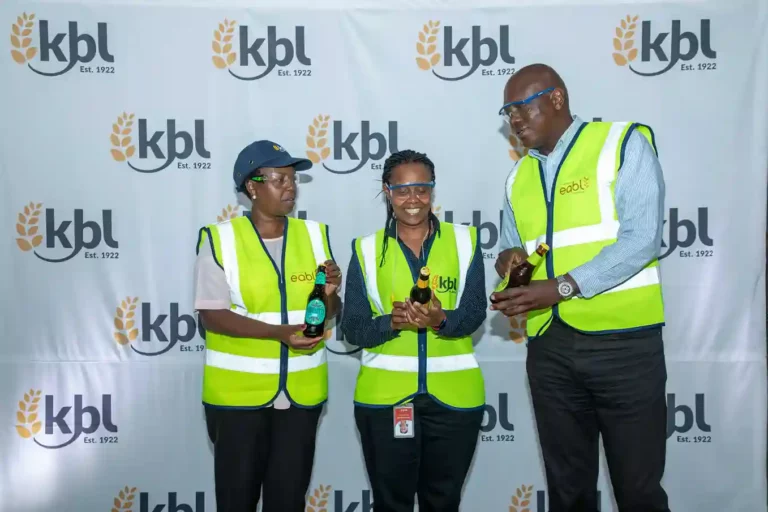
{"left": 112, "top": 486, "right": 137, "bottom": 512}
{"left": 15, "top": 201, "right": 43, "bottom": 252}
{"left": 212, "top": 19, "right": 237, "bottom": 69}
{"left": 509, "top": 484, "right": 534, "bottom": 512}
{"left": 415, "top": 21, "right": 441, "bottom": 70}
{"left": 508, "top": 133, "right": 528, "bottom": 161}
{"left": 114, "top": 297, "right": 139, "bottom": 346}
{"left": 508, "top": 315, "right": 527, "bottom": 344}
{"left": 110, "top": 113, "right": 136, "bottom": 162}
{"left": 305, "top": 484, "right": 332, "bottom": 512}
{"left": 15, "top": 389, "right": 42, "bottom": 439}
{"left": 612, "top": 15, "right": 639, "bottom": 66}
{"left": 306, "top": 115, "right": 331, "bottom": 163}
{"left": 217, "top": 204, "right": 240, "bottom": 222}
{"left": 10, "top": 12, "right": 37, "bottom": 65}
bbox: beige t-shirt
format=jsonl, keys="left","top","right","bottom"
{"left": 193, "top": 236, "right": 291, "bottom": 409}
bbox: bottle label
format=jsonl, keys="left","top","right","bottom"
{"left": 494, "top": 273, "right": 510, "bottom": 293}
{"left": 305, "top": 298, "right": 326, "bottom": 326}
{"left": 315, "top": 272, "right": 327, "bottom": 286}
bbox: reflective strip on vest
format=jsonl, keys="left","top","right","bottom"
{"left": 514, "top": 122, "right": 660, "bottom": 295}
{"left": 217, "top": 221, "right": 246, "bottom": 311}
{"left": 359, "top": 224, "right": 474, "bottom": 315}
{"left": 217, "top": 220, "right": 328, "bottom": 317}
{"left": 230, "top": 309, "right": 306, "bottom": 324}
{"left": 360, "top": 234, "right": 384, "bottom": 315}
{"left": 453, "top": 224, "right": 471, "bottom": 308}
{"left": 206, "top": 347, "right": 327, "bottom": 374}
{"left": 361, "top": 350, "right": 479, "bottom": 373}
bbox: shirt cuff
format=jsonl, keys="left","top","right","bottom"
{"left": 374, "top": 314, "right": 401, "bottom": 341}
{"left": 434, "top": 310, "right": 458, "bottom": 337}
{"left": 567, "top": 266, "right": 598, "bottom": 299}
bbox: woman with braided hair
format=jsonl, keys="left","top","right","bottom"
{"left": 341, "top": 149, "right": 488, "bottom": 512}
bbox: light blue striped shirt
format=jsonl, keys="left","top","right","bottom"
{"left": 499, "top": 115, "right": 666, "bottom": 299}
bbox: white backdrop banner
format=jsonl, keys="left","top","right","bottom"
{"left": 1, "top": 0, "right": 766, "bottom": 511}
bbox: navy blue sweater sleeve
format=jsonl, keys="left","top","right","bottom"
{"left": 438, "top": 238, "right": 487, "bottom": 338}
{"left": 340, "top": 242, "right": 401, "bottom": 349}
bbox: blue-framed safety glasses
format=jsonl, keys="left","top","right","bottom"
{"left": 498, "top": 86, "right": 555, "bottom": 117}
{"left": 386, "top": 181, "right": 435, "bottom": 199}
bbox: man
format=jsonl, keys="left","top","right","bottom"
{"left": 490, "top": 63, "right": 670, "bottom": 512}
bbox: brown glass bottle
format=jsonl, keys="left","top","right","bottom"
{"left": 303, "top": 265, "right": 327, "bottom": 338}
{"left": 491, "top": 243, "right": 549, "bottom": 304}
{"left": 504, "top": 243, "right": 549, "bottom": 289}
{"left": 410, "top": 267, "right": 432, "bottom": 305}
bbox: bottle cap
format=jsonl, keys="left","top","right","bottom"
{"left": 419, "top": 266, "right": 430, "bottom": 277}
{"left": 538, "top": 243, "right": 550, "bottom": 251}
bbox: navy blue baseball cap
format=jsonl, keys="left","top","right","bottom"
{"left": 233, "top": 140, "right": 312, "bottom": 190}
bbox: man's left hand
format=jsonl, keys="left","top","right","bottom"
{"left": 490, "top": 279, "right": 561, "bottom": 317}
{"left": 323, "top": 259, "right": 342, "bottom": 295}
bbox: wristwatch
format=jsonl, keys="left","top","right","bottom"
{"left": 556, "top": 275, "right": 575, "bottom": 300}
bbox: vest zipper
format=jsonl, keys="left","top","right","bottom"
{"left": 538, "top": 124, "right": 587, "bottom": 322}
{"left": 277, "top": 223, "right": 289, "bottom": 397}
{"left": 250, "top": 215, "right": 289, "bottom": 400}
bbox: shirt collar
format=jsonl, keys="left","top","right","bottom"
{"left": 527, "top": 114, "right": 585, "bottom": 162}
{"left": 386, "top": 210, "right": 441, "bottom": 239}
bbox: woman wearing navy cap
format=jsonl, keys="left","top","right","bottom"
{"left": 193, "top": 140, "right": 341, "bottom": 512}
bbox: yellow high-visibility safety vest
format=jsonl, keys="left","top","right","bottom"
{"left": 197, "top": 215, "right": 332, "bottom": 408}
{"left": 507, "top": 121, "right": 665, "bottom": 338}
{"left": 353, "top": 222, "right": 485, "bottom": 410}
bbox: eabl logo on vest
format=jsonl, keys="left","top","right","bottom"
{"left": 114, "top": 296, "right": 205, "bottom": 356}
{"left": 667, "top": 393, "right": 712, "bottom": 444}
{"left": 14, "top": 202, "right": 119, "bottom": 262}
{"left": 9, "top": 12, "right": 115, "bottom": 76}
{"left": 210, "top": 18, "right": 311, "bottom": 80}
{"left": 414, "top": 20, "right": 516, "bottom": 80}
{"left": 15, "top": 389, "right": 118, "bottom": 449}
{"left": 110, "top": 487, "right": 205, "bottom": 512}
{"left": 305, "top": 114, "right": 400, "bottom": 174}
{"left": 611, "top": 14, "right": 717, "bottom": 76}
{"left": 109, "top": 113, "right": 211, "bottom": 173}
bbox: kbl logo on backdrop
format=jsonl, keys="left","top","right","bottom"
{"left": 661, "top": 207, "right": 713, "bottom": 260}
{"left": 307, "top": 484, "right": 373, "bottom": 512}
{"left": 114, "top": 296, "right": 206, "bottom": 356}
{"left": 109, "top": 113, "right": 211, "bottom": 173}
{"left": 15, "top": 389, "right": 118, "bottom": 449}
{"left": 508, "top": 485, "right": 606, "bottom": 512}
{"left": 9, "top": 12, "right": 115, "bottom": 76}
{"left": 437, "top": 208, "right": 503, "bottom": 261}
{"left": 304, "top": 114, "right": 400, "bottom": 174}
{"left": 479, "top": 393, "right": 516, "bottom": 443}
{"left": 668, "top": 393, "right": 713, "bottom": 443}
{"left": 414, "top": 20, "right": 516, "bottom": 80}
{"left": 210, "top": 18, "right": 311, "bottom": 80}
{"left": 611, "top": 14, "right": 717, "bottom": 76}
{"left": 111, "top": 487, "right": 205, "bottom": 512}
{"left": 14, "top": 202, "right": 119, "bottom": 262}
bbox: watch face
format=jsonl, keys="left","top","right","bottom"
{"left": 558, "top": 281, "right": 573, "bottom": 297}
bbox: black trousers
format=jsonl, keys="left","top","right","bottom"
{"left": 204, "top": 405, "right": 322, "bottom": 512}
{"left": 354, "top": 394, "right": 483, "bottom": 512}
{"left": 527, "top": 318, "right": 670, "bottom": 512}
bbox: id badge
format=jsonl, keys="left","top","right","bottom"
{"left": 393, "top": 403, "right": 414, "bottom": 439}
